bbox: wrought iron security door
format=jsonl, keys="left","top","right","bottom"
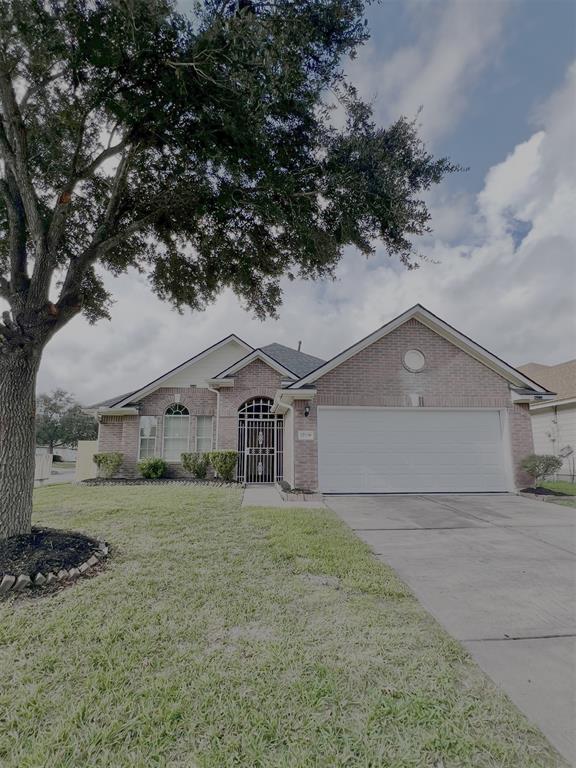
{"left": 237, "top": 398, "right": 283, "bottom": 483}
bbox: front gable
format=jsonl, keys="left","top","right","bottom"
{"left": 290, "top": 305, "right": 552, "bottom": 396}
{"left": 113, "top": 335, "right": 252, "bottom": 408}
{"left": 313, "top": 318, "right": 511, "bottom": 407}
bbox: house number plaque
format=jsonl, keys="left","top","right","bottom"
{"left": 297, "top": 430, "right": 315, "bottom": 441}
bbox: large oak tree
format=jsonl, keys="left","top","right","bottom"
{"left": 0, "top": 0, "right": 458, "bottom": 538}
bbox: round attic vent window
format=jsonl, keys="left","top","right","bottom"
{"left": 403, "top": 349, "right": 425, "bottom": 372}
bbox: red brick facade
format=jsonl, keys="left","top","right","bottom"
{"left": 291, "top": 319, "right": 533, "bottom": 489}
{"left": 98, "top": 318, "right": 534, "bottom": 488}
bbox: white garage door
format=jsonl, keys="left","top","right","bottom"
{"left": 318, "top": 408, "right": 509, "bottom": 493}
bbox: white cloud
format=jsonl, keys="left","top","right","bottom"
{"left": 349, "top": 0, "right": 509, "bottom": 143}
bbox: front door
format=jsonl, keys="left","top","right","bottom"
{"left": 237, "top": 398, "right": 283, "bottom": 483}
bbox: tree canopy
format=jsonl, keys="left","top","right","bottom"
{"left": 0, "top": 0, "right": 458, "bottom": 349}
{"left": 0, "top": 0, "right": 460, "bottom": 538}
{"left": 36, "top": 389, "right": 97, "bottom": 452}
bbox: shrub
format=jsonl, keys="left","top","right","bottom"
{"left": 52, "top": 454, "right": 63, "bottom": 462}
{"left": 209, "top": 450, "right": 238, "bottom": 482}
{"left": 138, "top": 457, "right": 167, "bottom": 479}
{"left": 181, "top": 452, "right": 210, "bottom": 479}
{"left": 520, "top": 454, "right": 563, "bottom": 485}
{"left": 93, "top": 452, "right": 123, "bottom": 478}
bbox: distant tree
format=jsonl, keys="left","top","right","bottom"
{"left": 0, "top": 0, "right": 459, "bottom": 538}
{"left": 36, "top": 389, "right": 97, "bottom": 454}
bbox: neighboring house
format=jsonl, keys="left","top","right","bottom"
{"left": 90, "top": 304, "right": 553, "bottom": 492}
{"left": 518, "top": 360, "right": 576, "bottom": 481}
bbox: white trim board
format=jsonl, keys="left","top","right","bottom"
{"left": 531, "top": 396, "right": 576, "bottom": 411}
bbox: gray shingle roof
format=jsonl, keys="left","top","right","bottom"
{"left": 87, "top": 390, "right": 138, "bottom": 409}
{"left": 89, "top": 342, "right": 325, "bottom": 409}
{"left": 261, "top": 343, "right": 325, "bottom": 377}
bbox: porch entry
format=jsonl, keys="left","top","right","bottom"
{"left": 237, "top": 397, "right": 283, "bottom": 483}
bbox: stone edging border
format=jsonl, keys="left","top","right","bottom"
{"left": 0, "top": 540, "right": 109, "bottom": 595}
{"left": 81, "top": 479, "right": 240, "bottom": 488}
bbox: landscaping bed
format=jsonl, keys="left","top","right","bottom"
{"left": 0, "top": 526, "right": 107, "bottom": 594}
{"left": 82, "top": 477, "right": 240, "bottom": 487}
{"left": 520, "top": 486, "right": 573, "bottom": 496}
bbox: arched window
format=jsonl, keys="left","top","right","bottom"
{"left": 163, "top": 403, "right": 189, "bottom": 462}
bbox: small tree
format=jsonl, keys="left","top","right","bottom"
{"left": 36, "top": 389, "right": 97, "bottom": 454}
{"left": 520, "top": 454, "right": 563, "bottom": 486}
{"left": 0, "top": 0, "right": 459, "bottom": 538}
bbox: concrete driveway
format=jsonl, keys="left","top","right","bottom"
{"left": 326, "top": 493, "right": 576, "bottom": 764}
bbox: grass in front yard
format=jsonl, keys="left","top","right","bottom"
{"left": 0, "top": 486, "right": 565, "bottom": 767}
{"left": 52, "top": 461, "right": 75, "bottom": 470}
{"left": 541, "top": 480, "right": 576, "bottom": 507}
{"left": 542, "top": 480, "right": 576, "bottom": 494}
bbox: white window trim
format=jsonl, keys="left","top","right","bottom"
{"left": 138, "top": 415, "right": 158, "bottom": 461}
{"left": 195, "top": 415, "right": 214, "bottom": 453}
{"left": 162, "top": 407, "right": 191, "bottom": 463}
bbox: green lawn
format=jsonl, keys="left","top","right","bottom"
{"left": 0, "top": 486, "right": 565, "bottom": 767}
{"left": 542, "top": 480, "right": 576, "bottom": 495}
{"left": 542, "top": 480, "right": 576, "bottom": 508}
{"left": 52, "top": 461, "right": 76, "bottom": 470}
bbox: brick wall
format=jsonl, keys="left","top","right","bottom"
{"left": 96, "top": 363, "right": 284, "bottom": 478}
{"left": 509, "top": 403, "right": 535, "bottom": 488}
{"left": 292, "top": 319, "right": 533, "bottom": 489}
{"left": 218, "top": 359, "right": 283, "bottom": 450}
{"left": 97, "top": 386, "right": 217, "bottom": 477}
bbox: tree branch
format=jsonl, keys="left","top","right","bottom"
{"left": 0, "top": 275, "right": 10, "bottom": 301}
{"left": 47, "top": 114, "right": 89, "bottom": 254}
{"left": 0, "top": 171, "right": 28, "bottom": 296}
{"left": 57, "top": 144, "right": 144, "bottom": 302}
{"left": 76, "top": 137, "right": 129, "bottom": 180}
{"left": 0, "top": 73, "right": 46, "bottom": 251}
{"left": 19, "top": 67, "right": 66, "bottom": 113}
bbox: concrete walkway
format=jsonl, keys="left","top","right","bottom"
{"left": 34, "top": 469, "right": 76, "bottom": 487}
{"left": 326, "top": 493, "right": 576, "bottom": 765}
{"left": 242, "top": 485, "right": 325, "bottom": 509}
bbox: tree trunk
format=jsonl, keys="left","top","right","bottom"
{"left": 0, "top": 349, "right": 41, "bottom": 538}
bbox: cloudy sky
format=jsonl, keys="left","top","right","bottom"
{"left": 35, "top": 0, "right": 576, "bottom": 404}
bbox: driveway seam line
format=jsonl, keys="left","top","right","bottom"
{"left": 420, "top": 495, "right": 576, "bottom": 557}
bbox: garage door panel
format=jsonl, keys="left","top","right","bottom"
{"left": 318, "top": 408, "right": 508, "bottom": 493}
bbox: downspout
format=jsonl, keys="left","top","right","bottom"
{"left": 286, "top": 402, "right": 295, "bottom": 488}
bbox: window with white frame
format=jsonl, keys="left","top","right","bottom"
{"left": 139, "top": 416, "right": 157, "bottom": 458}
{"left": 163, "top": 404, "right": 190, "bottom": 461}
{"left": 196, "top": 416, "right": 214, "bottom": 453}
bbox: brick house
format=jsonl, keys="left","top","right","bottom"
{"left": 92, "top": 305, "right": 553, "bottom": 492}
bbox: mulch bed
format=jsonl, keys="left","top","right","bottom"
{"left": 520, "top": 487, "right": 572, "bottom": 497}
{"left": 0, "top": 527, "right": 101, "bottom": 578}
{"left": 82, "top": 478, "right": 240, "bottom": 488}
